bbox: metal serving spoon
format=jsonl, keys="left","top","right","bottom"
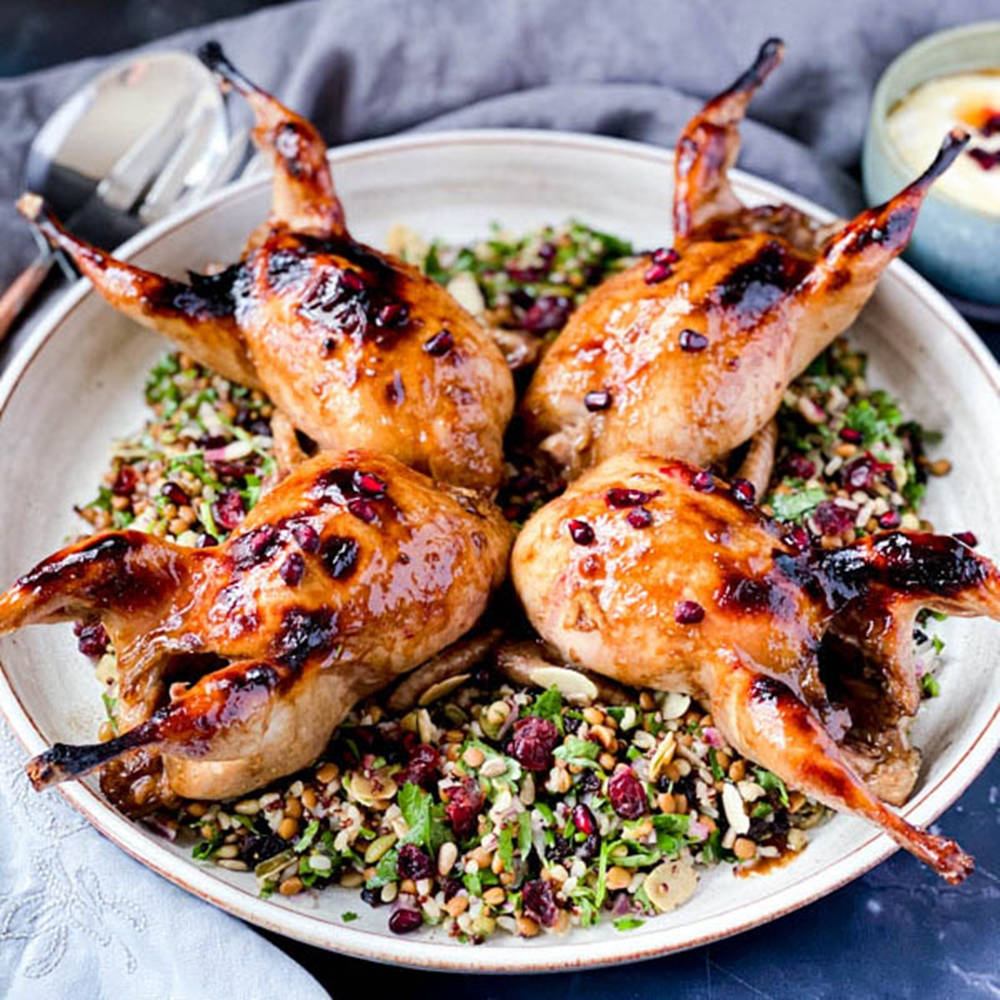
{"left": 0, "top": 50, "right": 246, "bottom": 344}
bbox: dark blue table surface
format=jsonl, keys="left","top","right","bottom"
{"left": 3, "top": 5, "right": 998, "bottom": 998}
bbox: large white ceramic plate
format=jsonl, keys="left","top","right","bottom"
{"left": 0, "top": 130, "right": 998, "bottom": 972}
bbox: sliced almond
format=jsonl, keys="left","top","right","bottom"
{"left": 446, "top": 271, "right": 486, "bottom": 316}
{"left": 418, "top": 673, "right": 471, "bottom": 706}
{"left": 526, "top": 665, "right": 599, "bottom": 705}
{"left": 643, "top": 858, "right": 698, "bottom": 913}
{"left": 660, "top": 692, "right": 691, "bottom": 720}
{"left": 721, "top": 782, "right": 750, "bottom": 835}
{"left": 649, "top": 732, "right": 678, "bottom": 782}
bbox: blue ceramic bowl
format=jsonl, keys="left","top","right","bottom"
{"left": 862, "top": 21, "right": 1000, "bottom": 305}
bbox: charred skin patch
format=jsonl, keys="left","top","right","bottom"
{"left": 272, "top": 607, "right": 338, "bottom": 668}
{"left": 712, "top": 241, "right": 811, "bottom": 325}
{"left": 321, "top": 536, "right": 359, "bottom": 579}
{"left": 715, "top": 571, "right": 797, "bottom": 618}
{"left": 846, "top": 207, "right": 916, "bottom": 255}
{"left": 867, "top": 532, "right": 988, "bottom": 595}
{"left": 228, "top": 524, "right": 283, "bottom": 571}
{"left": 146, "top": 262, "right": 245, "bottom": 321}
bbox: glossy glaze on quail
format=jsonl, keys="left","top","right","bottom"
{"left": 18, "top": 45, "right": 514, "bottom": 492}
{"left": 522, "top": 40, "right": 968, "bottom": 478}
{"left": 1, "top": 451, "right": 511, "bottom": 803}
{"left": 512, "top": 454, "right": 1000, "bottom": 882}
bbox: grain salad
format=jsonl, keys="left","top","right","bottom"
{"left": 73, "top": 219, "right": 951, "bottom": 940}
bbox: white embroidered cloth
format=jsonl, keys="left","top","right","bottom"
{"left": 0, "top": 723, "right": 327, "bottom": 1000}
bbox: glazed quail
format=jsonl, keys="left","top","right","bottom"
{"left": 521, "top": 39, "right": 968, "bottom": 479}
{"left": 511, "top": 453, "right": 999, "bottom": 882}
{"left": 18, "top": 44, "right": 514, "bottom": 493}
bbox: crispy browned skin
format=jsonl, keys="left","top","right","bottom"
{"left": 512, "top": 454, "right": 1000, "bottom": 882}
{"left": 17, "top": 44, "right": 513, "bottom": 492}
{"left": 1, "top": 451, "right": 511, "bottom": 801}
{"left": 522, "top": 40, "right": 968, "bottom": 478}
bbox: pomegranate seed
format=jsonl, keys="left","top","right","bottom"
{"left": 523, "top": 296, "right": 572, "bottom": 332}
{"left": 782, "top": 525, "right": 811, "bottom": 552}
{"left": 877, "top": 510, "right": 901, "bottom": 530}
{"left": 605, "top": 488, "right": 659, "bottom": 509}
{"left": 691, "top": 469, "right": 715, "bottom": 493}
{"left": 568, "top": 519, "right": 595, "bottom": 545}
{"left": 397, "top": 843, "right": 434, "bottom": 880}
{"left": 572, "top": 803, "right": 596, "bottom": 835}
{"left": 423, "top": 329, "right": 454, "bottom": 356}
{"left": 953, "top": 531, "right": 978, "bottom": 548}
{"left": 111, "top": 465, "right": 137, "bottom": 497}
{"left": 279, "top": 552, "right": 305, "bottom": 586}
{"left": 607, "top": 766, "right": 647, "bottom": 819}
{"left": 839, "top": 427, "right": 862, "bottom": 443}
{"left": 322, "top": 536, "right": 359, "bottom": 578}
{"left": 347, "top": 497, "right": 378, "bottom": 523}
{"left": 508, "top": 716, "right": 561, "bottom": 771}
{"left": 160, "top": 481, "right": 189, "bottom": 506}
{"left": 626, "top": 507, "right": 653, "bottom": 529}
{"left": 814, "top": 500, "right": 854, "bottom": 537}
{"left": 213, "top": 490, "right": 246, "bottom": 530}
{"left": 291, "top": 521, "right": 320, "bottom": 553}
{"left": 643, "top": 261, "right": 672, "bottom": 284}
{"left": 388, "top": 908, "right": 423, "bottom": 934}
{"left": 522, "top": 879, "right": 559, "bottom": 927}
{"left": 445, "top": 778, "right": 484, "bottom": 836}
{"left": 651, "top": 247, "right": 680, "bottom": 265}
{"left": 678, "top": 329, "right": 708, "bottom": 352}
{"left": 376, "top": 302, "right": 409, "bottom": 327}
{"left": 674, "top": 600, "right": 705, "bottom": 624}
{"left": 354, "top": 471, "right": 387, "bottom": 498}
{"left": 584, "top": 389, "right": 612, "bottom": 411}
{"left": 783, "top": 453, "right": 816, "bottom": 480}
{"left": 731, "top": 478, "right": 756, "bottom": 507}
{"left": 340, "top": 269, "right": 365, "bottom": 292}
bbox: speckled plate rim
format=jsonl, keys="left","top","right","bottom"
{"left": 0, "top": 129, "right": 998, "bottom": 973}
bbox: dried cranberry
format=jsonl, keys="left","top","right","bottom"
{"left": 953, "top": 531, "right": 978, "bottom": 548}
{"left": 578, "top": 832, "right": 601, "bottom": 861}
{"left": 782, "top": 525, "right": 811, "bottom": 552}
{"left": 522, "top": 296, "right": 572, "bottom": 333}
{"left": 572, "top": 803, "right": 596, "bottom": 835}
{"left": 506, "top": 265, "right": 547, "bottom": 283}
{"left": 111, "top": 464, "right": 137, "bottom": 497}
{"left": 691, "top": 469, "right": 715, "bottom": 493}
{"left": 291, "top": 521, "right": 321, "bottom": 553}
{"left": 445, "top": 779, "right": 485, "bottom": 838}
{"left": 322, "top": 536, "right": 359, "bottom": 578}
{"left": 397, "top": 843, "right": 434, "bottom": 880}
{"left": 213, "top": 490, "right": 245, "bottom": 531}
{"left": 388, "top": 908, "right": 423, "bottom": 934}
{"left": 76, "top": 622, "right": 110, "bottom": 658}
{"left": 584, "top": 389, "right": 612, "bottom": 411}
{"left": 440, "top": 876, "right": 463, "bottom": 900}
{"left": 644, "top": 261, "right": 672, "bottom": 284}
{"left": 279, "top": 552, "right": 305, "bottom": 586}
{"left": 626, "top": 507, "right": 653, "bottom": 529}
{"left": 877, "top": 510, "right": 901, "bottom": 530}
{"left": 814, "top": 500, "right": 854, "bottom": 537}
{"left": 678, "top": 328, "right": 708, "bottom": 352}
{"left": 674, "top": 600, "right": 705, "bottom": 624}
{"left": 982, "top": 113, "right": 1000, "bottom": 137}
{"left": 968, "top": 147, "right": 1000, "bottom": 171}
{"left": 567, "top": 519, "right": 595, "bottom": 545}
{"left": 605, "top": 488, "right": 658, "bottom": 508}
{"left": 160, "top": 481, "right": 189, "bottom": 507}
{"left": 538, "top": 241, "right": 557, "bottom": 262}
{"left": 607, "top": 766, "right": 647, "bottom": 819}
{"left": 782, "top": 453, "right": 816, "bottom": 480}
{"left": 839, "top": 427, "right": 863, "bottom": 443}
{"left": 651, "top": 247, "right": 680, "bottom": 266}
{"left": 347, "top": 497, "right": 378, "bottom": 523}
{"left": 507, "top": 716, "right": 561, "bottom": 771}
{"left": 354, "top": 471, "right": 387, "bottom": 498}
{"left": 522, "top": 879, "right": 559, "bottom": 927}
{"left": 361, "top": 887, "right": 382, "bottom": 908}
{"left": 401, "top": 744, "right": 440, "bottom": 788}
{"left": 423, "top": 329, "right": 454, "bottom": 356}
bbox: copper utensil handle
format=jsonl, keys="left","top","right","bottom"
{"left": 0, "top": 253, "right": 52, "bottom": 345}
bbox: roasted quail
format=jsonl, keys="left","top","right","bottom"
{"left": 522, "top": 39, "right": 968, "bottom": 479}
{"left": 18, "top": 44, "right": 514, "bottom": 492}
{"left": 511, "top": 453, "right": 996, "bottom": 882}
{"left": 2, "top": 451, "right": 510, "bottom": 803}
